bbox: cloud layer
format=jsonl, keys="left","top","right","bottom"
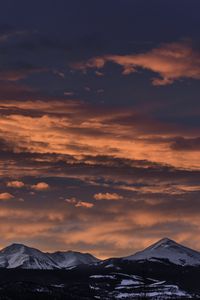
{"left": 0, "top": 100, "right": 199, "bottom": 257}
{"left": 73, "top": 42, "right": 200, "bottom": 85}
{"left": 0, "top": 0, "right": 199, "bottom": 258}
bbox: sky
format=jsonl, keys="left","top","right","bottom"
{"left": 0, "top": 0, "right": 200, "bottom": 258}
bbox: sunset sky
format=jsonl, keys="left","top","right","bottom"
{"left": 0, "top": 0, "right": 200, "bottom": 258}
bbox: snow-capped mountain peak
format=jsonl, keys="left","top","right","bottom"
{"left": 144, "top": 237, "right": 179, "bottom": 251}
{"left": 1, "top": 243, "right": 26, "bottom": 254}
{"left": 0, "top": 243, "right": 59, "bottom": 269}
{"left": 0, "top": 243, "right": 100, "bottom": 270}
{"left": 124, "top": 238, "right": 200, "bottom": 266}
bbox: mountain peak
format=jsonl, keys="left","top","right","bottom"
{"left": 156, "top": 237, "right": 175, "bottom": 244}
{"left": 1, "top": 243, "right": 29, "bottom": 254}
{"left": 147, "top": 238, "right": 177, "bottom": 250}
{"left": 6, "top": 243, "right": 26, "bottom": 248}
{"left": 0, "top": 243, "right": 99, "bottom": 270}
{"left": 125, "top": 238, "right": 200, "bottom": 266}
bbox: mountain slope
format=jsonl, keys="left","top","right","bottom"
{"left": 124, "top": 238, "right": 200, "bottom": 266}
{"left": 50, "top": 250, "right": 99, "bottom": 268}
{"left": 0, "top": 243, "right": 59, "bottom": 269}
{"left": 0, "top": 243, "right": 100, "bottom": 270}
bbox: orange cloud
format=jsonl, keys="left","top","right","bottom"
{"left": 65, "top": 197, "right": 77, "bottom": 204}
{"left": 0, "top": 193, "right": 14, "bottom": 201}
{"left": 0, "top": 100, "right": 199, "bottom": 171}
{"left": 65, "top": 198, "right": 94, "bottom": 208}
{"left": 0, "top": 67, "right": 47, "bottom": 82}
{"left": 94, "top": 193, "right": 123, "bottom": 201}
{"left": 0, "top": 189, "right": 199, "bottom": 257}
{"left": 0, "top": 103, "right": 198, "bottom": 256}
{"left": 7, "top": 181, "right": 25, "bottom": 188}
{"left": 75, "top": 201, "right": 94, "bottom": 208}
{"left": 73, "top": 41, "right": 200, "bottom": 85}
{"left": 31, "top": 182, "right": 49, "bottom": 191}
{"left": 117, "top": 184, "right": 200, "bottom": 195}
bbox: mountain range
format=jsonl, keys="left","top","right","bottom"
{"left": 0, "top": 243, "right": 99, "bottom": 270}
{"left": 0, "top": 237, "right": 200, "bottom": 270}
{"left": 0, "top": 238, "right": 200, "bottom": 299}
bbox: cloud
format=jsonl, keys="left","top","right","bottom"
{"left": 0, "top": 65, "right": 47, "bottom": 82}
{"left": 94, "top": 193, "right": 123, "bottom": 201}
{"left": 0, "top": 193, "right": 14, "bottom": 201}
{"left": 0, "top": 28, "right": 27, "bottom": 43}
{"left": 75, "top": 201, "right": 94, "bottom": 208}
{"left": 176, "top": 185, "right": 200, "bottom": 192}
{"left": 0, "top": 100, "right": 198, "bottom": 171}
{"left": 0, "top": 174, "right": 199, "bottom": 257}
{"left": 171, "top": 137, "right": 200, "bottom": 151}
{"left": 7, "top": 181, "right": 25, "bottom": 188}
{"left": 73, "top": 41, "right": 200, "bottom": 85}
{"left": 31, "top": 182, "right": 49, "bottom": 191}
{"left": 65, "top": 198, "right": 94, "bottom": 208}
{"left": 65, "top": 197, "right": 77, "bottom": 204}
{"left": 0, "top": 100, "right": 199, "bottom": 257}
{"left": 95, "top": 71, "right": 104, "bottom": 77}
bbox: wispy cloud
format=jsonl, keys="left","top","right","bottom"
{"left": 0, "top": 100, "right": 198, "bottom": 171}
{"left": 0, "top": 192, "right": 14, "bottom": 201}
{"left": 73, "top": 41, "right": 200, "bottom": 85}
{"left": 170, "top": 137, "right": 200, "bottom": 151}
{"left": 94, "top": 193, "right": 123, "bottom": 201}
{"left": 75, "top": 201, "right": 94, "bottom": 208}
{"left": 65, "top": 197, "right": 94, "bottom": 208}
{"left": 0, "top": 100, "right": 199, "bottom": 257}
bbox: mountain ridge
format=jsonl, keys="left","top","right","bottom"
{"left": 0, "top": 243, "right": 100, "bottom": 270}
{"left": 1, "top": 238, "right": 200, "bottom": 269}
{"left": 124, "top": 237, "right": 200, "bottom": 266}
